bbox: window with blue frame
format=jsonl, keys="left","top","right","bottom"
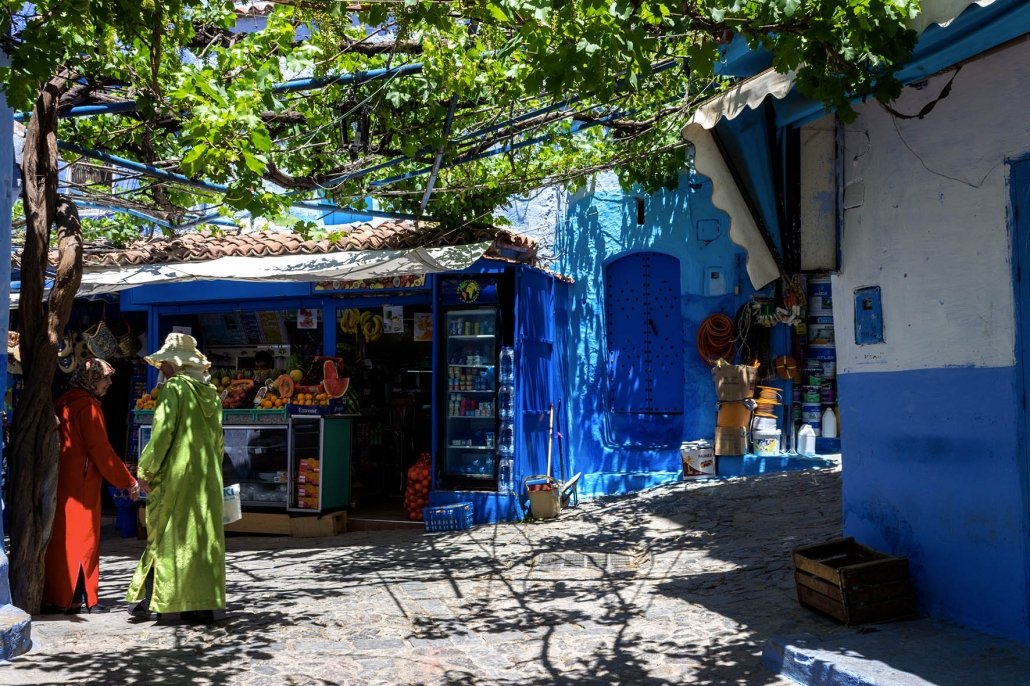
{"left": 604, "top": 252, "right": 684, "bottom": 414}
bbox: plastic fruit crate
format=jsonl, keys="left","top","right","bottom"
{"left": 422, "top": 502, "right": 474, "bottom": 532}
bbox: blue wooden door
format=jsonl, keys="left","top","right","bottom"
{"left": 605, "top": 252, "right": 684, "bottom": 414}
{"left": 515, "top": 267, "right": 555, "bottom": 481}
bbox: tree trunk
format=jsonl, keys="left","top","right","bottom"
{"left": 8, "top": 72, "right": 82, "bottom": 614}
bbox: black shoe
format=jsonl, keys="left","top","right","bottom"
{"left": 180, "top": 610, "right": 214, "bottom": 625}
{"left": 128, "top": 600, "right": 154, "bottom": 620}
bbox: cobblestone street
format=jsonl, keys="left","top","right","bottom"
{"left": 3, "top": 465, "right": 845, "bottom": 685}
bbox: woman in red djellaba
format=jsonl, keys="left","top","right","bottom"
{"left": 43, "top": 358, "right": 139, "bottom": 613}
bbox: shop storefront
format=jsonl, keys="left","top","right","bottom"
{"left": 10, "top": 225, "right": 567, "bottom": 532}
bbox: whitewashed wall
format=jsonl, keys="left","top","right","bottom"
{"left": 834, "top": 39, "right": 1030, "bottom": 374}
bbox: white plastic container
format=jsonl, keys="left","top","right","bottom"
{"left": 752, "top": 429, "right": 781, "bottom": 456}
{"left": 798, "top": 424, "right": 817, "bottom": 455}
{"left": 821, "top": 407, "right": 838, "bottom": 438}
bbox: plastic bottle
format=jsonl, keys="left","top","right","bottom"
{"left": 499, "top": 347, "right": 514, "bottom": 384}
{"left": 821, "top": 407, "right": 838, "bottom": 439}
{"left": 497, "top": 384, "right": 514, "bottom": 420}
{"left": 498, "top": 421, "right": 514, "bottom": 457}
{"left": 798, "top": 424, "right": 817, "bottom": 456}
{"left": 497, "top": 457, "right": 513, "bottom": 493}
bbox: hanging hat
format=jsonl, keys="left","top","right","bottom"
{"left": 7, "top": 331, "right": 21, "bottom": 375}
{"left": 57, "top": 332, "right": 75, "bottom": 359}
{"left": 145, "top": 333, "right": 210, "bottom": 369}
{"left": 57, "top": 335, "right": 81, "bottom": 374}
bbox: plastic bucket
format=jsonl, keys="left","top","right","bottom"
{"left": 808, "top": 343, "right": 837, "bottom": 360}
{"left": 802, "top": 402, "right": 822, "bottom": 425}
{"left": 819, "top": 381, "right": 836, "bottom": 404}
{"left": 115, "top": 502, "right": 137, "bottom": 538}
{"left": 821, "top": 360, "right": 837, "bottom": 379}
{"left": 807, "top": 316, "right": 835, "bottom": 345}
{"left": 808, "top": 276, "right": 833, "bottom": 314}
{"left": 752, "top": 430, "right": 781, "bottom": 456}
{"left": 801, "top": 386, "right": 821, "bottom": 404}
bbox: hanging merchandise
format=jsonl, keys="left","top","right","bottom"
{"left": 696, "top": 313, "right": 736, "bottom": 366}
{"left": 774, "top": 355, "right": 799, "bottom": 381}
{"left": 777, "top": 274, "right": 807, "bottom": 326}
{"left": 403, "top": 453, "right": 432, "bottom": 521}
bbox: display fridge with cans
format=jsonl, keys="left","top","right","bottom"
{"left": 441, "top": 301, "right": 503, "bottom": 490}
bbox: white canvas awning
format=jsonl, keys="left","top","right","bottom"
{"left": 46, "top": 241, "right": 494, "bottom": 300}
{"left": 679, "top": 0, "right": 998, "bottom": 290}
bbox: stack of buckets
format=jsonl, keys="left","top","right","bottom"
{"left": 801, "top": 275, "right": 836, "bottom": 436}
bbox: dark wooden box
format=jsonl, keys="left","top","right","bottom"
{"left": 792, "top": 537, "right": 915, "bottom": 625}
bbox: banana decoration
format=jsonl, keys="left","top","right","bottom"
{"left": 362, "top": 314, "right": 384, "bottom": 342}
{"left": 339, "top": 308, "right": 361, "bottom": 334}
{"left": 339, "top": 308, "right": 384, "bottom": 342}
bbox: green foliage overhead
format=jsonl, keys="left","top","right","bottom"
{"left": 1, "top": 0, "right": 921, "bottom": 230}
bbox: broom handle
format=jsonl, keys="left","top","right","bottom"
{"left": 546, "top": 403, "right": 554, "bottom": 479}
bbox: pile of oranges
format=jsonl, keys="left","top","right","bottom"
{"left": 257, "top": 390, "right": 330, "bottom": 409}
{"left": 134, "top": 387, "right": 159, "bottom": 410}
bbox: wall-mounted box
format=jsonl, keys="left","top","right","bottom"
{"left": 854, "top": 286, "right": 884, "bottom": 345}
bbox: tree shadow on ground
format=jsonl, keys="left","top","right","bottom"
{"left": 11, "top": 466, "right": 847, "bottom": 684}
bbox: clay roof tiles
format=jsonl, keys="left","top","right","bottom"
{"left": 53, "top": 220, "right": 537, "bottom": 270}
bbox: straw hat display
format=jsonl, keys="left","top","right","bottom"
{"left": 7, "top": 331, "right": 21, "bottom": 375}
{"left": 145, "top": 333, "right": 211, "bottom": 369}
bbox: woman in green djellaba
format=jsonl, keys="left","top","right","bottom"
{"left": 127, "top": 332, "right": 225, "bottom": 624}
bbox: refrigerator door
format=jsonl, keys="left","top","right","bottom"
{"left": 443, "top": 307, "right": 497, "bottom": 486}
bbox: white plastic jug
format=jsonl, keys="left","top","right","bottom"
{"left": 822, "top": 407, "right": 838, "bottom": 439}
{"left": 798, "top": 424, "right": 817, "bottom": 456}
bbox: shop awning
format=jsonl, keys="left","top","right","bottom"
{"left": 65, "top": 241, "right": 495, "bottom": 298}
{"left": 76, "top": 241, "right": 493, "bottom": 296}
{"left": 680, "top": 0, "right": 1012, "bottom": 290}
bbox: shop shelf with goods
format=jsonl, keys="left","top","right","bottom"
{"left": 441, "top": 307, "right": 501, "bottom": 489}
{"left": 287, "top": 415, "right": 352, "bottom": 514}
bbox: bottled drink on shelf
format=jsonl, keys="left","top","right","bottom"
{"left": 497, "top": 457, "right": 514, "bottom": 493}
{"left": 498, "top": 421, "right": 514, "bottom": 458}
{"left": 498, "top": 384, "right": 514, "bottom": 421}
{"left": 499, "top": 347, "right": 514, "bottom": 384}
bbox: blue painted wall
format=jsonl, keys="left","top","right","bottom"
{"left": 839, "top": 367, "right": 1030, "bottom": 641}
{"left": 555, "top": 173, "right": 756, "bottom": 497}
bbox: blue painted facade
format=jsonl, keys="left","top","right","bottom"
{"left": 554, "top": 174, "right": 763, "bottom": 498}
{"left": 0, "top": 52, "right": 33, "bottom": 659}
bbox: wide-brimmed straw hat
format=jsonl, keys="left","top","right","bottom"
{"left": 145, "top": 333, "right": 211, "bottom": 369}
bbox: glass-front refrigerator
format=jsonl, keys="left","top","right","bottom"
{"left": 442, "top": 306, "right": 498, "bottom": 489}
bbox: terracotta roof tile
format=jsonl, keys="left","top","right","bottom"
{"left": 24, "top": 220, "right": 539, "bottom": 270}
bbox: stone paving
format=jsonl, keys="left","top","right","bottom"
{"left": 1, "top": 463, "right": 847, "bottom": 685}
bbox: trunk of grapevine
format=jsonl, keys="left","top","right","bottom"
{"left": 7, "top": 72, "right": 82, "bottom": 613}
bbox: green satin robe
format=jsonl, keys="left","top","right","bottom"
{"left": 126, "top": 375, "right": 226, "bottom": 613}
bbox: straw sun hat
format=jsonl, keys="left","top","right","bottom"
{"left": 145, "top": 333, "right": 211, "bottom": 369}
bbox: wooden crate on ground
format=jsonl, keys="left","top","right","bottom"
{"left": 224, "top": 512, "right": 292, "bottom": 535}
{"left": 792, "top": 537, "right": 915, "bottom": 625}
{"left": 289, "top": 510, "right": 348, "bottom": 538}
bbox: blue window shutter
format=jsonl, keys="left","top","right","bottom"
{"left": 605, "top": 252, "right": 684, "bottom": 414}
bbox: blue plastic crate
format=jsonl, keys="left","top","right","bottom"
{"left": 422, "top": 502, "right": 474, "bottom": 532}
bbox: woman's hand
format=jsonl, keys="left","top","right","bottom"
{"left": 136, "top": 479, "right": 151, "bottom": 498}
{"left": 128, "top": 480, "right": 141, "bottom": 501}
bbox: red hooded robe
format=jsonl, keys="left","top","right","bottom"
{"left": 43, "top": 387, "right": 135, "bottom": 609}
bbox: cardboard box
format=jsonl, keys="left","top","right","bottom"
{"left": 297, "top": 495, "right": 320, "bottom": 510}
{"left": 298, "top": 458, "right": 321, "bottom": 471}
{"left": 680, "top": 441, "right": 716, "bottom": 477}
{"left": 716, "top": 401, "right": 751, "bottom": 428}
{"left": 712, "top": 364, "right": 757, "bottom": 402}
{"left": 714, "top": 426, "right": 748, "bottom": 456}
{"left": 289, "top": 511, "right": 347, "bottom": 537}
{"left": 296, "top": 484, "right": 320, "bottom": 498}
{"left": 297, "top": 470, "right": 320, "bottom": 485}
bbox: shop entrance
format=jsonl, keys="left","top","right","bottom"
{"left": 335, "top": 303, "right": 433, "bottom": 527}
